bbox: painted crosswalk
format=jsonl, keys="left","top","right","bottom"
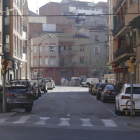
{"left": 0, "top": 116, "right": 118, "bottom": 129}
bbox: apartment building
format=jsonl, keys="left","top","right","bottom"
{"left": 0, "top": 0, "right": 3, "bottom": 84}
{"left": 108, "top": 0, "right": 140, "bottom": 84}
{"left": 31, "top": 32, "right": 90, "bottom": 84}
{"left": 3, "top": 0, "right": 29, "bottom": 81}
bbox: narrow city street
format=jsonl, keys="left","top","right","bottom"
{"left": 0, "top": 86, "right": 140, "bottom": 140}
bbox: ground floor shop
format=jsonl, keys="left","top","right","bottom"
{"left": 31, "top": 67, "right": 89, "bottom": 85}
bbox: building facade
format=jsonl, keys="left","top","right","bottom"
{"left": 108, "top": 0, "right": 139, "bottom": 84}
{"left": 0, "top": 0, "right": 3, "bottom": 84}
{"left": 3, "top": 0, "right": 29, "bottom": 82}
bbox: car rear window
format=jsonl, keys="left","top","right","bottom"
{"left": 46, "top": 78, "right": 51, "bottom": 82}
{"left": 125, "top": 87, "right": 140, "bottom": 94}
{"left": 96, "top": 83, "right": 100, "bottom": 87}
{"left": 100, "top": 84, "right": 107, "bottom": 88}
{"left": 7, "top": 87, "right": 27, "bottom": 93}
{"left": 107, "top": 85, "right": 114, "bottom": 90}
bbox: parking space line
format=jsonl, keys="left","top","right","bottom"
{"left": 101, "top": 119, "right": 117, "bottom": 127}
{"left": 14, "top": 116, "right": 31, "bottom": 124}
{"left": 34, "top": 117, "right": 50, "bottom": 125}
{"left": 107, "top": 108, "right": 117, "bottom": 117}
{"left": 80, "top": 118, "right": 94, "bottom": 127}
{"left": 58, "top": 118, "right": 70, "bottom": 126}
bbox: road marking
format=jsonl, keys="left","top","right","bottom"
{"left": 58, "top": 118, "right": 70, "bottom": 126}
{"left": 34, "top": 93, "right": 48, "bottom": 103}
{"left": 80, "top": 118, "right": 94, "bottom": 127}
{"left": 107, "top": 108, "right": 117, "bottom": 117}
{"left": 34, "top": 117, "right": 50, "bottom": 125}
{"left": 0, "top": 118, "right": 9, "bottom": 123}
{"left": 14, "top": 116, "right": 31, "bottom": 124}
{"left": 101, "top": 119, "right": 117, "bottom": 127}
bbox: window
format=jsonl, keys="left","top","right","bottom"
{"left": 130, "top": 0, "right": 137, "bottom": 5}
{"left": 80, "top": 46, "right": 84, "bottom": 51}
{"left": 45, "top": 58, "right": 48, "bottom": 65}
{"left": 95, "top": 35, "right": 99, "bottom": 42}
{"left": 94, "top": 46, "right": 100, "bottom": 53}
{"left": 34, "top": 58, "right": 36, "bottom": 65}
{"left": 45, "top": 45, "right": 48, "bottom": 52}
{"left": 80, "top": 58, "right": 84, "bottom": 63}
{"left": 6, "top": 35, "right": 10, "bottom": 43}
{"left": 50, "top": 46, "right": 55, "bottom": 52}
{"left": 34, "top": 46, "right": 36, "bottom": 52}
{"left": 50, "top": 58, "right": 55, "bottom": 66}
{"left": 68, "top": 58, "right": 72, "bottom": 63}
{"left": 40, "top": 46, "right": 42, "bottom": 52}
{"left": 68, "top": 46, "right": 72, "bottom": 51}
{"left": 60, "top": 71, "right": 68, "bottom": 77}
{"left": 39, "top": 58, "right": 42, "bottom": 65}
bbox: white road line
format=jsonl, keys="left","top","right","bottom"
{"left": 34, "top": 117, "right": 50, "bottom": 125}
{"left": 80, "top": 118, "right": 94, "bottom": 127}
{"left": 0, "top": 118, "right": 9, "bottom": 123}
{"left": 58, "top": 118, "right": 70, "bottom": 126}
{"left": 101, "top": 119, "right": 117, "bottom": 127}
{"left": 14, "top": 116, "right": 31, "bottom": 124}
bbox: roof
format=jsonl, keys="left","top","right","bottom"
{"left": 94, "top": 2, "right": 108, "bottom": 8}
{"left": 29, "top": 10, "right": 37, "bottom": 16}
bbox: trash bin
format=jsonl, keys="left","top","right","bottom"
{"left": 70, "top": 77, "right": 80, "bottom": 86}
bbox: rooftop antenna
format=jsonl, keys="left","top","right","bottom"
{"left": 36, "top": 0, "right": 38, "bottom": 15}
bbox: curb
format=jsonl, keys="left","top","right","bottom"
{"left": 127, "top": 123, "right": 140, "bottom": 129}
{"left": 0, "top": 112, "right": 17, "bottom": 119}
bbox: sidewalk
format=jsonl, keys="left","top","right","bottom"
{"left": 0, "top": 112, "right": 17, "bottom": 119}
{"left": 117, "top": 115, "right": 140, "bottom": 129}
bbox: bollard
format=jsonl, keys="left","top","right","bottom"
{"left": 125, "top": 100, "right": 135, "bottom": 116}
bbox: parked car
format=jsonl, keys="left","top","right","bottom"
{"left": 0, "top": 85, "right": 33, "bottom": 113}
{"left": 45, "top": 77, "right": 53, "bottom": 90}
{"left": 82, "top": 78, "right": 99, "bottom": 87}
{"left": 101, "top": 85, "right": 122, "bottom": 102}
{"left": 37, "top": 77, "right": 48, "bottom": 93}
{"left": 115, "top": 84, "right": 140, "bottom": 116}
{"left": 92, "top": 82, "right": 100, "bottom": 95}
{"left": 30, "top": 83, "right": 39, "bottom": 100}
{"left": 96, "top": 83, "right": 108, "bottom": 100}
{"left": 30, "top": 79, "right": 41, "bottom": 97}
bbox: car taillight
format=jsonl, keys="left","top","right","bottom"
{"left": 105, "top": 90, "right": 110, "bottom": 94}
{"left": 94, "top": 87, "right": 97, "bottom": 89}
{"left": 5, "top": 92, "right": 15, "bottom": 97}
{"left": 121, "top": 95, "right": 131, "bottom": 99}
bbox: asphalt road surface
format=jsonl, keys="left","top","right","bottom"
{"left": 0, "top": 86, "right": 140, "bottom": 140}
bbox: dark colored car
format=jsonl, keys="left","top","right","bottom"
{"left": 96, "top": 83, "right": 108, "bottom": 100}
{"left": 92, "top": 83, "right": 100, "bottom": 95}
{"left": 0, "top": 85, "right": 33, "bottom": 113}
{"left": 101, "top": 85, "right": 122, "bottom": 102}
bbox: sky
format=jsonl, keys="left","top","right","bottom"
{"left": 28, "top": 0, "right": 107, "bottom": 13}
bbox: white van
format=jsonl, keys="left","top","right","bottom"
{"left": 82, "top": 78, "right": 99, "bottom": 87}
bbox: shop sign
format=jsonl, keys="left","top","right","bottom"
{"left": 114, "top": 68, "right": 127, "bottom": 73}
{"left": 7, "top": 61, "right": 12, "bottom": 68}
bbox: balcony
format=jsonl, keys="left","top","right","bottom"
{"left": 114, "top": 0, "right": 126, "bottom": 14}
{"left": 114, "top": 18, "right": 125, "bottom": 37}
{"left": 115, "top": 45, "right": 133, "bottom": 58}
{"left": 59, "top": 50, "right": 76, "bottom": 56}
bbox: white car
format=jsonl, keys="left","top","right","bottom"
{"left": 115, "top": 84, "right": 140, "bottom": 116}
{"left": 45, "top": 77, "right": 53, "bottom": 90}
{"left": 52, "top": 80, "right": 55, "bottom": 88}
{"left": 82, "top": 78, "right": 99, "bottom": 87}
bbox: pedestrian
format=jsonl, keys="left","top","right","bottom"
{"left": 105, "top": 79, "right": 108, "bottom": 83}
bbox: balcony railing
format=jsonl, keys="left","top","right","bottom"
{"left": 114, "top": 0, "right": 125, "bottom": 14}
{"left": 59, "top": 50, "right": 76, "bottom": 55}
{"left": 115, "top": 45, "right": 133, "bottom": 58}
{"left": 114, "top": 18, "right": 125, "bottom": 36}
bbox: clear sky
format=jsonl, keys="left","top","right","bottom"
{"left": 28, "top": 0, "right": 107, "bottom": 13}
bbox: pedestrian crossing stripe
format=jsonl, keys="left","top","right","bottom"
{"left": 0, "top": 117, "right": 118, "bottom": 128}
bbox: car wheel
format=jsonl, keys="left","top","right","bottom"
{"left": 96, "top": 93, "right": 99, "bottom": 100}
{"left": 103, "top": 96, "right": 106, "bottom": 103}
{"left": 118, "top": 103, "right": 123, "bottom": 116}
{"left": 44, "top": 88, "right": 46, "bottom": 93}
{"left": 25, "top": 107, "right": 32, "bottom": 113}
{"left": 36, "top": 93, "right": 38, "bottom": 99}
{"left": 115, "top": 103, "right": 118, "bottom": 114}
